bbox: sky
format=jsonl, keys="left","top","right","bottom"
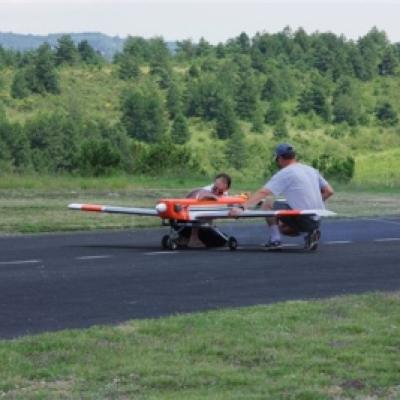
{"left": 0, "top": 0, "right": 400, "bottom": 43}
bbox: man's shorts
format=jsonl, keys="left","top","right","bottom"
{"left": 273, "top": 200, "right": 320, "bottom": 233}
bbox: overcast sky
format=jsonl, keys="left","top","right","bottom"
{"left": 0, "top": 0, "right": 400, "bottom": 43}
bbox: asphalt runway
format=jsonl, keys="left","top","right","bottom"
{"left": 0, "top": 217, "right": 399, "bottom": 339}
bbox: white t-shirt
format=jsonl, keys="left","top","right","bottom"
{"left": 203, "top": 184, "right": 229, "bottom": 197}
{"left": 264, "top": 163, "right": 328, "bottom": 210}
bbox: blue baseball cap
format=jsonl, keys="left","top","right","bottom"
{"left": 274, "top": 143, "right": 295, "bottom": 158}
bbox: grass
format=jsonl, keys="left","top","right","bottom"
{"left": 354, "top": 148, "right": 400, "bottom": 187}
{"left": 0, "top": 175, "right": 398, "bottom": 398}
{"left": 1, "top": 291, "right": 400, "bottom": 399}
{"left": 0, "top": 175, "right": 398, "bottom": 234}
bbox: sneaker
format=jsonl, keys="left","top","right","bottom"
{"left": 264, "top": 240, "right": 282, "bottom": 250}
{"left": 304, "top": 229, "right": 321, "bottom": 251}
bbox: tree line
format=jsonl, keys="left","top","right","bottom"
{"left": 1, "top": 27, "right": 399, "bottom": 181}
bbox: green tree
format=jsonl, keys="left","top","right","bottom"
{"left": 251, "top": 102, "right": 265, "bottom": 133}
{"left": 139, "top": 137, "right": 201, "bottom": 175}
{"left": 273, "top": 119, "right": 289, "bottom": 138}
{"left": 32, "top": 43, "right": 60, "bottom": 94}
{"left": 55, "top": 35, "right": 79, "bottom": 66}
{"left": 233, "top": 55, "right": 259, "bottom": 119}
{"left": 312, "top": 154, "right": 355, "bottom": 182}
{"left": 78, "top": 40, "right": 102, "bottom": 65}
{"left": 11, "top": 69, "right": 31, "bottom": 98}
{"left": 196, "top": 37, "right": 212, "bottom": 57}
{"left": 265, "top": 101, "right": 284, "bottom": 125}
{"left": 225, "top": 129, "right": 247, "bottom": 169}
{"left": 166, "top": 81, "right": 183, "bottom": 119}
{"left": 118, "top": 55, "right": 141, "bottom": 80}
{"left": 332, "top": 94, "right": 362, "bottom": 125}
{"left": 121, "top": 82, "right": 167, "bottom": 143}
{"left": 235, "top": 73, "right": 259, "bottom": 119}
{"left": 357, "top": 28, "right": 389, "bottom": 80}
{"left": 378, "top": 47, "right": 398, "bottom": 76}
{"left": 25, "top": 111, "right": 79, "bottom": 173}
{"left": 122, "top": 36, "right": 149, "bottom": 62}
{"left": 214, "top": 98, "right": 239, "bottom": 140}
{"left": 332, "top": 77, "right": 363, "bottom": 125}
{"left": 176, "top": 39, "right": 196, "bottom": 60}
{"left": 237, "top": 32, "right": 251, "bottom": 53}
{"left": 297, "top": 76, "right": 331, "bottom": 121}
{"left": 150, "top": 65, "right": 172, "bottom": 89}
{"left": 375, "top": 102, "right": 398, "bottom": 125}
{"left": 186, "top": 74, "right": 224, "bottom": 120}
{"left": 187, "top": 64, "right": 200, "bottom": 78}
{"left": 148, "top": 37, "right": 171, "bottom": 69}
{"left": 79, "top": 139, "right": 121, "bottom": 176}
{"left": 170, "top": 113, "right": 190, "bottom": 144}
{"left": 0, "top": 116, "right": 31, "bottom": 172}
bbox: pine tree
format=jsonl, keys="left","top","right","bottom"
{"left": 11, "top": 69, "right": 31, "bottom": 98}
{"left": 78, "top": 40, "right": 102, "bottom": 65}
{"left": 171, "top": 113, "right": 190, "bottom": 144}
{"left": 215, "top": 99, "right": 238, "bottom": 140}
{"left": 121, "top": 82, "right": 167, "bottom": 143}
{"left": 225, "top": 129, "right": 247, "bottom": 169}
{"left": 55, "top": 35, "right": 79, "bottom": 66}
{"left": 118, "top": 55, "right": 141, "bottom": 80}
{"left": 32, "top": 43, "right": 60, "bottom": 94}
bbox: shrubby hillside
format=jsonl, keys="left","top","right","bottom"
{"left": 0, "top": 28, "right": 399, "bottom": 184}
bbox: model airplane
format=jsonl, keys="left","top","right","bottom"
{"left": 69, "top": 194, "right": 335, "bottom": 251}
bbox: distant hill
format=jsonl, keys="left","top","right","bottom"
{"left": 0, "top": 32, "right": 124, "bottom": 60}
{"left": 0, "top": 32, "right": 177, "bottom": 60}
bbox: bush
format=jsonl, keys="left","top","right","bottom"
{"left": 312, "top": 153, "right": 355, "bottom": 182}
{"left": 375, "top": 102, "right": 398, "bottom": 126}
{"left": 78, "top": 139, "right": 121, "bottom": 176}
{"left": 136, "top": 138, "right": 202, "bottom": 176}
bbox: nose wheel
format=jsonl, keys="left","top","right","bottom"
{"left": 227, "top": 236, "right": 238, "bottom": 251}
{"left": 161, "top": 235, "right": 178, "bottom": 251}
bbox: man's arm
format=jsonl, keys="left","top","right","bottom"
{"left": 229, "top": 187, "right": 273, "bottom": 216}
{"left": 321, "top": 183, "right": 334, "bottom": 201}
{"left": 243, "top": 187, "right": 273, "bottom": 209}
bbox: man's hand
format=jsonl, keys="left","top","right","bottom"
{"left": 229, "top": 206, "right": 244, "bottom": 217}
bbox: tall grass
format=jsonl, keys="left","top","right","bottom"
{"left": 354, "top": 148, "right": 400, "bottom": 187}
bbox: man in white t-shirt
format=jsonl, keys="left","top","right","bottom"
{"left": 179, "top": 173, "right": 232, "bottom": 247}
{"left": 230, "top": 144, "right": 334, "bottom": 250}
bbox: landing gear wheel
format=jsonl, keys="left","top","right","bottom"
{"left": 161, "top": 235, "right": 178, "bottom": 250}
{"left": 168, "top": 238, "right": 178, "bottom": 251}
{"left": 228, "top": 236, "right": 238, "bottom": 251}
{"left": 161, "top": 235, "right": 170, "bottom": 250}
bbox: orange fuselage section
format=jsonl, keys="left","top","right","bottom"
{"left": 156, "top": 196, "right": 246, "bottom": 221}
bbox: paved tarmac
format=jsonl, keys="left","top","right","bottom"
{"left": 0, "top": 217, "right": 399, "bottom": 339}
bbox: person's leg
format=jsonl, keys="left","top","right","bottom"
{"left": 261, "top": 199, "right": 289, "bottom": 247}
{"left": 300, "top": 218, "right": 321, "bottom": 251}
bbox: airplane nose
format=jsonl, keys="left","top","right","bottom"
{"left": 155, "top": 202, "right": 167, "bottom": 213}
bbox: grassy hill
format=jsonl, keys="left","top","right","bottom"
{"left": 0, "top": 28, "right": 399, "bottom": 186}
{"left": 1, "top": 65, "right": 400, "bottom": 185}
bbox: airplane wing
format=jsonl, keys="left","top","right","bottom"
{"left": 68, "top": 203, "right": 158, "bottom": 216}
{"left": 190, "top": 208, "right": 336, "bottom": 220}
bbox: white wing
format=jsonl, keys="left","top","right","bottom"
{"left": 68, "top": 203, "right": 158, "bottom": 216}
{"left": 190, "top": 209, "right": 336, "bottom": 220}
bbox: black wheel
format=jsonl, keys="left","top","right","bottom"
{"left": 167, "top": 238, "right": 178, "bottom": 251}
{"left": 161, "top": 235, "right": 170, "bottom": 249}
{"left": 228, "top": 236, "right": 238, "bottom": 251}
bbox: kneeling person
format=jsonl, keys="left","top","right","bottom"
{"left": 231, "top": 144, "right": 334, "bottom": 250}
{"left": 178, "top": 173, "right": 232, "bottom": 248}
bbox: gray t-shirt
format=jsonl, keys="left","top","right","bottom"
{"left": 264, "top": 163, "right": 328, "bottom": 210}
